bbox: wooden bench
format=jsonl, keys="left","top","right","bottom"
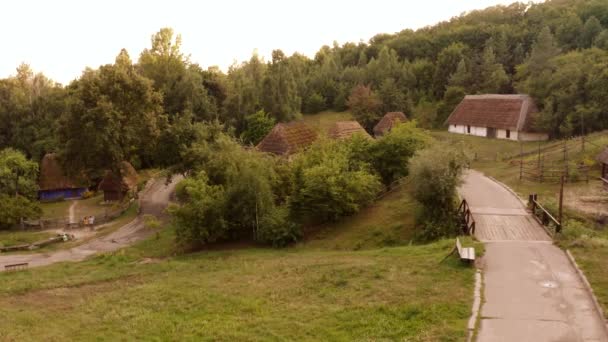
{"left": 456, "top": 238, "right": 475, "bottom": 263}
{"left": 4, "top": 263, "right": 29, "bottom": 271}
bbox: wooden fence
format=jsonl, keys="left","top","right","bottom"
{"left": 528, "top": 194, "right": 562, "bottom": 233}
{"left": 602, "top": 177, "right": 608, "bottom": 191}
{"left": 457, "top": 199, "right": 476, "bottom": 236}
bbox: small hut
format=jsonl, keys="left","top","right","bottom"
{"left": 598, "top": 147, "right": 608, "bottom": 180}
{"left": 98, "top": 161, "right": 139, "bottom": 202}
{"left": 38, "top": 153, "right": 87, "bottom": 201}
{"left": 256, "top": 121, "right": 318, "bottom": 156}
{"left": 328, "top": 121, "right": 372, "bottom": 140}
{"left": 373, "top": 112, "right": 408, "bottom": 138}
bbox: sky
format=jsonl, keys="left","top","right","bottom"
{"left": 1, "top": 0, "right": 535, "bottom": 84}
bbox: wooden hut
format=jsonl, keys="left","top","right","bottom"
{"left": 446, "top": 94, "right": 548, "bottom": 141}
{"left": 328, "top": 121, "right": 372, "bottom": 140}
{"left": 373, "top": 112, "right": 407, "bottom": 138}
{"left": 598, "top": 147, "right": 608, "bottom": 180}
{"left": 256, "top": 121, "right": 318, "bottom": 156}
{"left": 98, "top": 161, "right": 139, "bottom": 202}
{"left": 38, "top": 153, "right": 87, "bottom": 201}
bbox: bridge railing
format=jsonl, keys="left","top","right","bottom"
{"left": 528, "top": 194, "right": 561, "bottom": 233}
{"left": 457, "top": 199, "right": 476, "bottom": 236}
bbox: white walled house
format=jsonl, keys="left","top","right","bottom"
{"left": 446, "top": 94, "right": 549, "bottom": 141}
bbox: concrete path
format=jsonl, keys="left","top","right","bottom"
{"left": 0, "top": 176, "right": 181, "bottom": 270}
{"left": 460, "top": 170, "right": 608, "bottom": 342}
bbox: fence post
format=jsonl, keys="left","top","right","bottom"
{"left": 519, "top": 143, "right": 523, "bottom": 181}
{"left": 558, "top": 175, "right": 564, "bottom": 233}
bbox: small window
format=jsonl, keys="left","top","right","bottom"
{"left": 506, "top": 129, "right": 511, "bottom": 138}
{"left": 467, "top": 125, "right": 471, "bottom": 134}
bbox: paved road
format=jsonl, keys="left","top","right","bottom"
{"left": 0, "top": 176, "right": 181, "bottom": 270}
{"left": 460, "top": 170, "right": 608, "bottom": 342}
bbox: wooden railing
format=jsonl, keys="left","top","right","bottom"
{"left": 457, "top": 199, "right": 476, "bottom": 236}
{"left": 602, "top": 177, "right": 608, "bottom": 191}
{"left": 528, "top": 194, "right": 561, "bottom": 233}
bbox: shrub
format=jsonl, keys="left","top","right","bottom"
{"left": 409, "top": 143, "right": 469, "bottom": 241}
{"left": 255, "top": 206, "right": 302, "bottom": 247}
{"left": 303, "top": 92, "right": 326, "bottom": 114}
{"left": 241, "top": 110, "right": 276, "bottom": 145}
{"left": 290, "top": 139, "right": 382, "bottom": 223}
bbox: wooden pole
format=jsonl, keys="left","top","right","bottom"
{"left": 520, "top": 142, "right": 523, "bottom": 181}
{"left": 537, "top": 140, "right": 541, "bottom": 168}
{"left": 558, "top": 175, "right": 564, "bottom": 233}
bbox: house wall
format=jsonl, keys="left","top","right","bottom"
{"left": 497, "top": 129, "right": 518, "bottom": 141}
{"left": 448, "top": 124, "right": 486, "bottom": 137}
{"left": 518, "top": 132, "right": 549, "bottom": 141}
{"left": 103, "top": 190, "right": 125, "bottom": 202}
{"left": 39, "top": 188, "right": 86, "bottom": 202}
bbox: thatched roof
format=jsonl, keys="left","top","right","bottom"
{"left": 98, "top": 161, "right": 139, "bottom": 193}
{"left": 328, "top": 121, "right": 372, "bottom": 140}
{"left": 597, "top": 148, "right": 608, "bottom": 164}
{"left": 256, "top": 121, "right": 318, "bottom": 155}
{"left": 373, "top": 112, "right": 407, "bottom": 137}
{"left": 446, "top": 94, "right": 542, "bottom": 132}
{"left": 39, "top": 153, "right": 85, "bottom": 191}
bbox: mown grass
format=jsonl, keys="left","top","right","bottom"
{"left": 301, "top": 110, "right": 354, "bottom": 135}
{"left": 0, "top": 230, "right": 475, "bottom": 341}
{"left": 0, "top": 230, "right": 56, "bottom": 247}
{"left": 0, "top": 177, "right": 479, "bottom": 341}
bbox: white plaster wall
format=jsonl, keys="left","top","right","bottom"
{"left": 497, "top": 129, "right": 518, "bottom": 141}
{"left": 448, "top": 125, "right": 486, "bottom": 136}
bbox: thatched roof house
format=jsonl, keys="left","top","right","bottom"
{"left": 38, "top": 153, "right": 87, "bottom": 201}
{"left": 328, "top": 121, "right": 372, "bottom": 140}
{"left": 98, "top": 161, "right": 139, "bottom": 202}
{"left": 446, "top": 94, "right": 548, "bottom": 141}
{"left": 373, "top": 112, "right": 407, "bottom": 137}
{"left": 256, "top": 121, "right": 318, "bottom": 156}
{"left": 598, "top": 147, "right": 608, "bottom": 179}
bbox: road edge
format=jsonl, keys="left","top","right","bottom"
{"left": 467, "top": 269, "right": 483, "bottom": 342}
{"left": 565, "top": 249, "right": 608, "bottom": 334}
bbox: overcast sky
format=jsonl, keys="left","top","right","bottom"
{"left": 1, "top": 0, "right": 537, "bottom": 84}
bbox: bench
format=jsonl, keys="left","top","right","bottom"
{"left": 4, "top": 263, "right": 29, "bottom": 271}
{"left": 456, "top": 238, "right": 475, "bottom": 263}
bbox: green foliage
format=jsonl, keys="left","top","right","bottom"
{"left": 262, "top": 50, "right": 302, "bottom": 122}
{"left": 0, "top": 194, "right": 42, "bottom": 229}
{"left": 367, "top": 122, "right": 430, "bottom": 186}
{"left": 303, "top": 92, "right": 326, "bottom": 114}
{"left": 0, "top": 148, "right": 39, "bottom": 199}
{"left": 255, "top": 205, "right": 302, "bottom": 247}
{"left": 347, "top": 84, "right": 382, "bottom": 131}
{"left": 436, "top": 87, "right": 465, "bottom": 128}
{"left": 61, "top": 49, "right": 162, "bottom": 174}
{"left": 169, "top": 172, "right": 227, "bottom": 246}
{"left": 241, "top": 110, "right": 275, "bottom": 145}
{"left": 290, "top": 139, "right": 382, "bottom": 223}
{"left": 409, "top": 143, "right": 469, "bottom": 241}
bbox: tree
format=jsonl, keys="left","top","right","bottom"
{"left": 347, "top": 84, "right": 382, "bottom": 131}
{"left": 61, "top": 50, "right": 162, "bottom": 175}
{"left": 0, "top": 148, "right": 41, "bottom": 229}
{"left": 580, "top": 16, "right": 603, "bottom": 49}
{"left": 448, "top": 58, "right": 471, "bottom": 90}
{"left": 378, "top": 78, "right": 411, "bottom": 115}
{"left": 478, "top": 45, "right": 509, "bottom": 93}
{"left": 409, "top": 143, "right": 469, "bottom": 241}
{"left": 516, "top": 27, "right": 560, "bottom": 100}
{"left": 366, "top": 122, "right": 430, "bottom": 186}
{"left": 436, "top": 86, "right": 465, "bottom": 127}
{"left": 262, "top": 50, "right": 301, "bottom": 122}
{"left": 241, "top": 110, "right": 275, "bottom": 145}
{"left": 433, "top": 43, "right": 466, "bottom": 98}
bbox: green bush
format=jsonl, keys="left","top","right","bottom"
{"left": 255, "top": 206, "right": 302, "bottom": 247}
{"left": 409, "top": 143, "right": 469, "bottom": 241}
{"left": 290, "top": 139, "right": 382, "bottom": 223}
{"left": 303, "top": 92, "right": 326, "bottom": 114}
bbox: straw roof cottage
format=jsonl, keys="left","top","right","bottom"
{"left": 38, "top": 153, "right": 87, "bottom": 201}
{"left": 98, "top": 161, "right": 139, "bottom": 202}
{"left": 373, "top": 112, "right": 407, "bottom": 137}
{"left": 328, "top": 121, "right": 372, "bottom": 140}
{"left": 256, "top": 121, "right": 318, "bottom": 156}
{"left": 446, "top": 94, "right": 548, "bottom": 141}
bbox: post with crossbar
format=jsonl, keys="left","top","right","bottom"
{"left": 558, "top": 175, "right": 564, "bottom": 233}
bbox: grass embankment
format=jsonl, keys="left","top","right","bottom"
{"left": 0, "top": 231, "right": 56, "bottom": 247}
{"left": 0, "top": 185, "right": 479, "bottom": 341}
{"left": 433, "top": 130, "right": 608, "bottom": 312}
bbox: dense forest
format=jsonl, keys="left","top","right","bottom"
{"left": 3, "top": 0, "right": 608, "bottom": 239}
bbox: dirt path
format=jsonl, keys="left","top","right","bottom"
{"left": 68, "top": 201, "right": 77, "bottom": 224}
{"left": 460, "top": 170, "right": 608, "bottom": 342}
{"left": 0, "top": 176, "right": 181, "bottom": 270}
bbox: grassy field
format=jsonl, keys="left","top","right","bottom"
{"left": 0, "top": 183, "right": 480, "bottom": 341}
{"left": 0, "top": 230, "right": 56, "bottom": 247}
{"left": 301, "top": 110, "right": 354, "bottom": 135}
